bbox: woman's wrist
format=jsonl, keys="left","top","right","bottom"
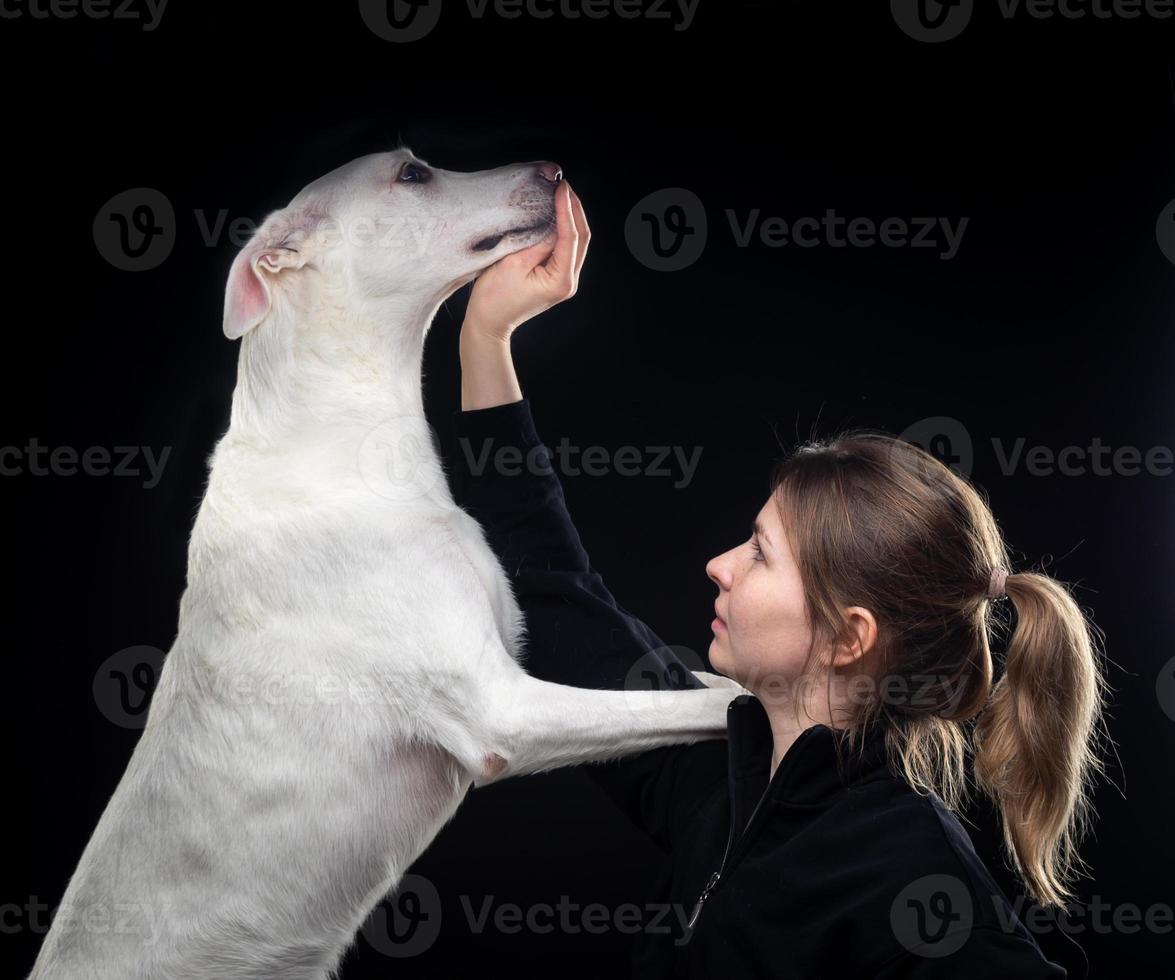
{"left": 460, "top": 314, "right": 516, "bottom": 346}
{"left": 459, "top": 328, "right": 523, "bottom": 412}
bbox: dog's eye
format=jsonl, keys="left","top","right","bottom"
{"left": 398, "top": 162, "right": 431, "bottom": 184}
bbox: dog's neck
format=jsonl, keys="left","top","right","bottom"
{"left": 214, "top": 290, "right": 454, "bottom": 506}
{"left": 228, "top": 291, "right": 442, "bottom": 436}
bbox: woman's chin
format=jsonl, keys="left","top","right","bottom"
{"left": 708, "top": 636, "right": 730, "bottom": 674}
{"left": 709, "top": 641, "right": 753, "bottom": 695}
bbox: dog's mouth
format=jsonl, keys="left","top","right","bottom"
{"left": 471, "top": 215, "right": 556, "bottom": 253}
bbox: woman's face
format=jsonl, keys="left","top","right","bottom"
{"left": 705, "top": 494, "right": 817, "bottom": 697}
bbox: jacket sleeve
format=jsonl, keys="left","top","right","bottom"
{"left": 447, "top": 397, "right": 728, "bottom": 853}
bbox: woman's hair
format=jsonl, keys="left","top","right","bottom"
{"left": 769, "top": 428, "right": 1109, "bottom": 909}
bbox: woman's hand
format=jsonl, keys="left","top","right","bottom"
{"left": 463, "top": 180, "right": 591, "bottom": 344}
{"left": 459, "top": 180, "right": 590, "bottom": 411}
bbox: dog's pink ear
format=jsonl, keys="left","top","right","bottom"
{"left": 223, "top": 241, "right": 307, "bottom": 341}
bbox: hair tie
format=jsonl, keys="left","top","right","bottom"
{"left": 987, "top": 567, "right": 1009, "bottom": 600}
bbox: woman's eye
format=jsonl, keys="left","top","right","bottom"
{"left": 750, "top": 538, "right": 765, "bottom": 562}
{"left": 398, "top": 162, "right": 431, "bottom": 184}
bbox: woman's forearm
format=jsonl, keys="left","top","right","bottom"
{"left": 458, "top": 181, "right": 586, "bottom": 411}
{"left": 459, "top": 328, "right": 523, "bottom": 411}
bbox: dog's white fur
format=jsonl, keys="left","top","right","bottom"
{"left": 29, "top": 150, "right": 742, "bottom": 979}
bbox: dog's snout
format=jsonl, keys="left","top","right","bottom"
{"left": 535, "top": 161, "right": 563, "bottom": 183}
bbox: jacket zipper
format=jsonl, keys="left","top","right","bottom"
{"left": 683, "top": 785, "right": 770, "bottom": 940}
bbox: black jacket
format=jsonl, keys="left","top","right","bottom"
{"left": 448, "top": 397, "right": 1069, "bottom": 979}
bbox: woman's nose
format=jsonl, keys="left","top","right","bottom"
{"left": 706, "top": 552, "right": 731, "bottom": 589}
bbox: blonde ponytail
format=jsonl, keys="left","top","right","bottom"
{"left": 972, "top": 570, "right": 1109, "bottom": 908}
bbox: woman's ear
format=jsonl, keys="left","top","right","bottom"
{"left": 830, "top": 607, "right": 878, "bottom": 669}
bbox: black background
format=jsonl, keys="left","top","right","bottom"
{"left": 4, "top": 0, "right": 1174, "bottom": 976}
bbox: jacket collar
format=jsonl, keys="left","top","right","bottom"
{"left": 726, "top": 694, "right": 893, "bottom": 832}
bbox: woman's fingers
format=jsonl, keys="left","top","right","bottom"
{"left": 568, "top": 184, "right": 590, "bottom": 284}
{"left": 538, "top": 180, "right": 579, "bottom": 297}
{"left": 503, "top": 235, "right": 557, "bottom": 274}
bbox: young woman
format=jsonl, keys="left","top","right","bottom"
{"left": 448, "top": 180, "right": 1106, "bottom": 977}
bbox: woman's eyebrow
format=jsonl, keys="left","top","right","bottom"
{"left": 752, "top": 520, "right": 772, "bottom": 548}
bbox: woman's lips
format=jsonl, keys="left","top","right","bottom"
{"left": 712, "top": 616, "right": 725, "bottom": 632}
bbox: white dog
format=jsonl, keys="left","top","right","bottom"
{"left": 29, "top": 150, "right": 741, "bottom": 979}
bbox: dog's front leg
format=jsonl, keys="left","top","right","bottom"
{"left": 435, "top": 668, "right": 748, "bottom": 788}
{"left": 403, "top": 556, "right": 747, "bottom": 788}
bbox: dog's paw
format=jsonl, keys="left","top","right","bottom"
{"left": 691, "top": 670, "right": 751, "bottom": 697}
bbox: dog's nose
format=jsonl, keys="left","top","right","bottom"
{"left": 535, "top": 161, "right": 563, "bottom": 183}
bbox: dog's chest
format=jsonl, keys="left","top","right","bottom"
{"left": 442, "top": 504, "right": 525, "bottom": 660}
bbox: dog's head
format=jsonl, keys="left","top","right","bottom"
{"left": 223, "top": 150, "right": 561, "bottom": 340}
